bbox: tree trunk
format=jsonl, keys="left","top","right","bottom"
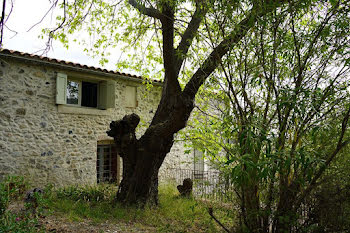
{"left": 241, "top": 178, "right": 262, "bottom": 232}
{"left": 116, "top": 138, "right": 174, "bottom": 205}
{"left": 272, "top": 180, "right": 299, "bottom": 233}
{"left": 107, "top": 93, "right": 192, "bottom": 205}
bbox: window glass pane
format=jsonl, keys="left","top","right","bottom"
{"left": 67, "top": 80, "right": 79, "bottom": 104}
{"left": 97, "top": 144, "right": 116, "bottom": 184}
{"left": 82, "top": 81, "right": 98, "bottom": 108}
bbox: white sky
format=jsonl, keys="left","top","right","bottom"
{"left": 2, "top": 0, "right": 116, "bottom": 70}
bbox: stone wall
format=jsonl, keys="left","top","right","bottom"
{"left": 0, "top": 57, "right": 192, "bottom": 186}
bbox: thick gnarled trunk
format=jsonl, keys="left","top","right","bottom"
{"left": 107, "top": 96, "right": 189, "bottom": 205}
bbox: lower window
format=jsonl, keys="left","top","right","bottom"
{"left": 96, "top": 143, "right": 119, "bottom": 183}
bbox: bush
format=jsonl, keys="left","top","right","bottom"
{"left": 0, "top": 176, "right": 28, "bottom": 216}
{"left": 0, "top": 176, "right": 45, "bottom": 232}
{"left": 55, "top": 184, "right": 117, "bottom": 202}
{"left": 0, "top": 212, "right": 42, "bottom": 233}
{"left": 0, "top": 183, "right": 9, "bottom": 216}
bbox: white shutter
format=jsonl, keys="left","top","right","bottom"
{"left": 98, "top": 80, "right": 115, "bottom": 109}
{"left": 98, "top": 81, "right": 107, "bottom": 109}
{"left": 106, "top": 80, "right": 116, "bottom": 109}
{"left": 56, "top": 73, "right": 67, "bottom": 104}
{"left": 125, "top": 86, "right": 137, "bottom": 108}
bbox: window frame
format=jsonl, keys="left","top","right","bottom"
{"left": 96, "top": 141, "right": 120, "bottom": 184}
{"left": 66, "top": 79, "right": 82, "bottom": 107}
{"left": 66, "top": 78, "right": 100, "bottom": 108}
{"left": 56, "top": 72, "right": 116, "bottom": 110}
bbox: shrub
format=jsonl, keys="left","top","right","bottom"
{"left": 0, "top": 212, "right": 42, "bottom": 233}
{"left": 0, "top": 176, "right": 45, "bottom": 232}
{"left": 0, "top": 176, "right": 28, "bottom": 216}
{"left": 0, "top": 183, "right": 9, "bottom": 216}
{"left": 56, "top": 184, "right": 117, "bottom": 202}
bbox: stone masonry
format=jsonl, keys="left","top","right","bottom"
{"left": 0, "top": 51, "right": 192, "bottom": 187}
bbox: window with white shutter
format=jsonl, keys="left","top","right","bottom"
{"left": 56, "top": 73, "right": 115, "bottom": 110}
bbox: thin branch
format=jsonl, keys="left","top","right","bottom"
{"left": 293, "top": 105, "right": 350, "bottom": 211}
{"left": 27, "top": 0, "right": 59, "bottom": 32}
{"left": 203, "top": 15, "right": 244, "bottom": 121}
{"left": 39, "top": 0, "right": 67, "bottom": 55}
{"left": 174, "top": 2, "right": 207, "bottom": 75}
{"left": 208, "top": 207, "right": 231, "bottom": 233}
{"left": 4, "top": 24, "right": 17, "bottom": 39}
{"left": 182, "top": 1, "right": 287, "bottom": 101}
{"left": 128, "top": 0, "right": 162, "bottom": 20}
{"left": 0, "top": 0, "right": 7, "bottom": 47}
{"left": 182, "top": 8, "right": 257, "bottom": 100}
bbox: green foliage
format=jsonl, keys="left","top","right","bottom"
{"left": 0, "top": 212, "right": 42, "bottom": 233}
{"left": 0, "top": 176, "right": 44, "bottom": 233}
{"left": 0, "top": 176, "right": 27, "bottom": 216}
{"left": 300, "top": 151, "right": 350, "bottom": 232}
{"left": 40, "top": 0, "right": 350, "bottom": 230}
{"left": 55, "top": 184, "right": 117, "bottom": 202}
{"left": 48, "top": 183, "right": 234, "bottom": 232}
{"left": 183, "top": 0, "right": 350, "bottom": 231}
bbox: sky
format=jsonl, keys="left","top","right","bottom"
{"left": 2, "top": 0, "right": 116, "bottom": 70}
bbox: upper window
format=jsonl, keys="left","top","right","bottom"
{"left": 66, "top": 80, "right": 80, "bottom": 105}
{"left": 67, "top": 80, "right": 98, "bottom": 108}
{"left": 56, "top": 73, "right": 115, "bottom": 109}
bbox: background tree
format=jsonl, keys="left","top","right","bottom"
{"left": 183, "top": 0, "right": 350, "bottom": 232}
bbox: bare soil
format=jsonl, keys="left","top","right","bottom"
{"left": 40, "top": 215, "right": 156, "bottom": 233}
{"left": 8, "top": 201, "right": 156, "bottom": 233}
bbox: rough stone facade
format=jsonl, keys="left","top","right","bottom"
{"left": 0, "top": 51, "right": 192, "bottom": 187}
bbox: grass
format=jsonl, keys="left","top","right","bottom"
{"left": 48, "top": 183, "right": 235, "bottom": 232}
{"left": 0, "top": 176, "right": 236, "bottom": 232}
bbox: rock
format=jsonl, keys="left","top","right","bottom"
{"left": 16, "top": 108, "right": 26, "bottom": 116}
{"left": 25, "top": 188, "right": 44, "bottom": 213}
{"left": 26, "top": 90, "right": 35, "bottom": 96}
{"left": 177, "top": 178, "right": 193, "bottom": 197}
{"left": 25, "top": 188, "right": 44, "bottom": 203}
{"left": 40, "top": 122, "right": 47, "bottom": 128}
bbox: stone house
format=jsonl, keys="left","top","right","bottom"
{"left": 0, "top": 49, "right": 195, "bottom": 186}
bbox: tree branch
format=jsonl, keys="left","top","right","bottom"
{"left": 208, "top": 207, "right": 231, "bottom": 233}
{"left": 160, "top": 2, "right": 181, "bottom": 95}
{"left": 27, "top": 0, "right": 60, "bottom": 32}
{"left": 182, "top": 1, "right": 288, "bottom": 102}
{"left": 128, "top": 0, "right": 162, "bottom": 19}
{"left": 183, "top": 13, "right": 252, "bottom": 99}
{"left": 174, "top": 2, "right": 207, "bottom": 75}
{"left": 38, "top": 0, "right": 67, "bottom": 55}
{"left": 0, "top": 0, "right": 6, "bottom": 47}
{"left": 293, "top": 104, "right": 350, "bottom": 211}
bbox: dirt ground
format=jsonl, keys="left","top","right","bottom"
{"left": 8, "top": 202, "right": 156, "bottom": 233}
{"left": 40, "top": 215, "right": 156, "bottom": 233}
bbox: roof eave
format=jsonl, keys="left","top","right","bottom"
{"left": 0, "top": 51, "right": 163, "bottom": 86}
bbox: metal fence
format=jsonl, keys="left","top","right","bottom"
{"left": 161, "top": 168, "right": 235, "bottom": 202}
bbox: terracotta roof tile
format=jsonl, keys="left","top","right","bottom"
{"left": 0, "top": 48, "right": 161, "bottom": 83}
